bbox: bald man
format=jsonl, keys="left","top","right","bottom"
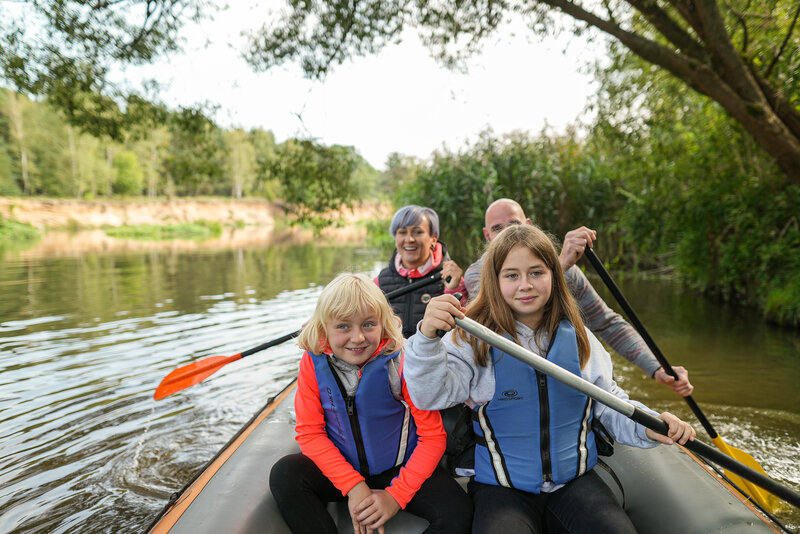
{"left": 463, "top": 198, "right": 693, "bottom": 396}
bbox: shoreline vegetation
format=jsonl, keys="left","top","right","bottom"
{"left": 103, "top": 221, "right": 224, "bottom": 241}
{"left": 0, "top": 213, "right": 39, "bottom": 251}
{"left": 0, "top": 197, "right": 391, "bottom": 255}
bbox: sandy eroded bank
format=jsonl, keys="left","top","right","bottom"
{"left": 1, "top": 198, "right": 389, "bottom": 257}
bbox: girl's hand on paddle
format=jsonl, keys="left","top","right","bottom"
{"left": 347, "top": 482, "right": 373, "bottom": 534}
{"left": 353, "top": 489, "right": 400, "bottom": 534}
{"left": 647, "top": 412, "right": 696, "bottom": 445}
{"left": 559, "top": 226, "right": 597, "bottom": 271}
{"left": 441, "top": 261, "right": 463, "bottom": 289}
{"left": 419, "top": 294, "right": 464, "bottom": 338}
{"left": 653, "top": 366, "right": 694, "bottom": 397}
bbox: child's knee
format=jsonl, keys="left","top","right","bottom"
{"left": 269, "top": 453, "right": 305, "bottom": 496}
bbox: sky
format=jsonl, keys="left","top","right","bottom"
{"left": 133, "top": 2, "right": 605, "bottom": 170}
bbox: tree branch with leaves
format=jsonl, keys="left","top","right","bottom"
{"left": 0, "top": 0, "right": 205, "bottom": 138}
{"left": 244, "top": 0, "right": 800, "bottom": 184}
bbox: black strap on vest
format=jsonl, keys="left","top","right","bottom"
{"left": 591, "top": 418, "right": 615, "bottom": 457}
{"left": 439, "top": 404, "right": 476, "bottom": 475}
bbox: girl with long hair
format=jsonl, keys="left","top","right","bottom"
{"left": 403, "top": 225, "right": 694, "bottom": 533}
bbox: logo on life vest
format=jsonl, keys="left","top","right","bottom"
{"left": 421, "top": 294, "right": 431, "bottom": 304}
{"left": 500, "top": 389, "right": 521, "bottom": 400}
{"left": 326, "top": 386, "right": 346, "bottom": 437}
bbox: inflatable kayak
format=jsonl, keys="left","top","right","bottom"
{"left": 146, "top": 378, "right": 780, "bottom": 533}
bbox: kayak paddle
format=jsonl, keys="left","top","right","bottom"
{"left": 583, "top": 247, "right": 781, "bottom": 512}
{"left": 154, "top": 330, "right": 300, "bottom": 400}
{"left": 154, "top": 272, "right": 446, "bottom": 400}
{"left": 454, "top": 315, "right": 800, "bottom": 509}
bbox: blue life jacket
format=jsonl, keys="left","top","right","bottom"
{"left": 310, "top": 350, "right": 419, "bottom": 475}
{"left": 472, "top": 321, "right": 597, "bottom": 493}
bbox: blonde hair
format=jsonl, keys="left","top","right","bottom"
{"left": 298, "top": 272, "right": 404, "bottom": 355}
{"left": 456, "top": 224, "right": 590, "bottom": 368}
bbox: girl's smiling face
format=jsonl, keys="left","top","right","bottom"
{"left": 498, "top": 245, "right": 552, "bottom": 330}
{"left": 394, "top": 216, "right": 438, "bottom": 269}
{"left": 325, "top": 310, "right": 383, "bottom": 365}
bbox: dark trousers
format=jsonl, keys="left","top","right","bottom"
{"left": 270, "top": 453, "right": 472, "bottom": 534}
{"left": 468, "top": 469, "right": 637, "bottom": 534}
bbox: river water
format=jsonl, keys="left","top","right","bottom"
{"left": 1, "top": 233, "right": 798, "bottom": 533}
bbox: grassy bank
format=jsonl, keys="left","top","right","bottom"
{"left": 103, "top": 220, "right": 223, "bottom": 241}
{"left": 0, "top": 215, "right": 41, "bottom": 251}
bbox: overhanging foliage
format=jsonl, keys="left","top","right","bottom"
{"left": 246, "top": 0, "right": 800, "bottom": 184}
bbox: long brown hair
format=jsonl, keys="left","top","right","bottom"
{"left": 455, "top": 224, "right": 590, "bottom": 368}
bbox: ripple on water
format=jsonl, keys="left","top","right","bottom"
{"left": 0, "top": 315, "right": 68, "bottom": 333}
{"left": 0, "top": 282, "right": 318, "bottom": 532}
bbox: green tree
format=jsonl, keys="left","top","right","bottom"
{"left": 0, "top": 138, "right": 18, "bottom": 196}
{"left": 73, "top": 133, "right": 110, "bottom": 199}
{"left": 272, "top": 139, "right": 360, "bottom": 229}
{"left": 165, "top": 106, "right": 224, "bottom": 196}
{"left": 380, "top": 153, "right": 422, "bottom": 199}
{"left": 2, "top": 89, "right": 31, "bottom": 194}
{"left": 0, "top": 1, "right": 202, "bottom": 139}
{"left": 245, "top": 0, "right": 800, "bottom": 185}
{"left": 0, "top": 91, "right": 18, "bottom": 195}
{"left": 250, "top": 128, "right": 280, "bottom": 199}
{"left": 112, "top": 151, "right": 144, "bottom": 195}
{"left": 130, "top": 127, "right": 170, "bottom": 198}
{"left": 224, "top": 128, "right": 257, "bottom": 198}
{"left": 350, "top": 153, "right": 380, "bottom": 199}
{"left": 586, "top": 46, "right": 800, "bottom": 325}
{"left": 25, "top": 101, "right": 74, "bottom": 196}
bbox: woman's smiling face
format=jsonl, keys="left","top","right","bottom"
{"left": 394, "top": 216, "right": 437, "bottom": 269}
{"left": 498, "top": 244, "right": 552, "bottom": 330}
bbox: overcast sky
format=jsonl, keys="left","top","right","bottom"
{"left": 133, "top": 2, "right": 604, "bottom": 170}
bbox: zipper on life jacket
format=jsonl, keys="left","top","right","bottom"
{"left": 536, "top": 370, "right": 553, "bottom": 483}
{"left": 329, "top": 364, "right": 370, "bottom": 475}
{"left": 345, "top": 395, "right": 370, "bottom": 475}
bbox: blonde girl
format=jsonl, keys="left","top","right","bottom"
{"left": 270, "top": 272, "right": 471, "bottom": 534}
{"left": 403, "top": 225, "right": 694, "bottom": 534}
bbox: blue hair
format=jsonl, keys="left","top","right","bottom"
{"left": 389, "top": 205, "right": 440, "bottom": 237}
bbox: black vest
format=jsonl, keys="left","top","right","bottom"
{"left": 377, "top": 243, "right": 451, "bottom": 338}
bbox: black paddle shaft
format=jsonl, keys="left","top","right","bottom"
{"left": 384, "top": 272, "right": 447, "bottom": 302}
{"left": 583, "top": 247, "right": 718, "bottom": 439}
{"left": 241, "top": 331, "right": 299, "bottom": 358}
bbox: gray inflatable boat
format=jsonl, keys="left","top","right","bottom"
{"left": 147, "top": 379, "right": 779, "bottom": 533}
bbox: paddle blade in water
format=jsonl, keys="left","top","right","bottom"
{"left": 154, "top": 354, "right": 243, "bottom": 400}
{"left": 712, "top": 436, "right": 782, "bottom": 512}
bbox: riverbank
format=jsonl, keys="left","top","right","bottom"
{"left": 0, "top": 197, "right": 389, "bottom": 257}
{"left": 0, "top": 198, "right": 286, "bottom": 229}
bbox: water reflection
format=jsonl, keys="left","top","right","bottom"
{"left": 0, "top": 243, "right": 798, "bottom": 533}
{"left": 590, "top": 275, "right": 800, "bottom": 413}
{"left": 1, "top": 243, "right": 380, "bottom": 323}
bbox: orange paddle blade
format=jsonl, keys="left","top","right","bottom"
{"left": 154, "top": 353, "right": 243, "bottom": 400}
